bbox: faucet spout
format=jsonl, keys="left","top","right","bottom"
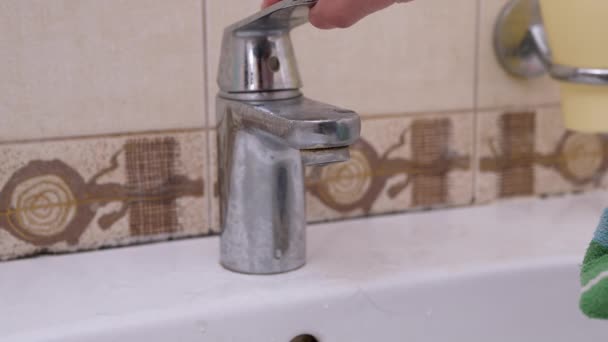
{"left": 218, "top": 96, "right": 360, "bottom": 150}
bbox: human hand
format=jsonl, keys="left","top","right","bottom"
{"left": 261, "top": 0, "right": 411, "bottom": 29}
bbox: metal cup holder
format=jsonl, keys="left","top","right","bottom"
{"left": 494, "top": 0, "right": 608, "bottom": 85}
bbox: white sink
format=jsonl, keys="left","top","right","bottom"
{"left": 2, "top": 192, "right": 608, "bottom": 341}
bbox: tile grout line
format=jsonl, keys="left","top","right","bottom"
{"left": 0, "top": 127, "right": 209, "bottom": 146}
{"left": 201, "top": 0, "right": 214, "bottom": 233}
{"left": 358, "top": 102, "right": 560, "bottom": 122}
{"left": 472, "top": 0, "right": 482, "bottom": 204}
{"left": 0, "top": 102, "right": 562, "bottom": 148}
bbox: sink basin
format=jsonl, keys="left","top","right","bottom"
{"left": 2, "top": 192, "right": 608, "bottom": 341}
{"left": 60, "top": 258, "right": 606, "bottom": 342}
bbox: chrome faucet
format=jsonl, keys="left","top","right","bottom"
{"left": 217, "top": 0, "right": 361, "bottom": 274}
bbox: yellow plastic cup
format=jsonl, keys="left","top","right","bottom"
{"left": 539, "top": 0, "right": 608, "bottom": 133}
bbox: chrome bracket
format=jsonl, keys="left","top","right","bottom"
{"left": 494, "top": 0, "right": 608, "bottom": 85}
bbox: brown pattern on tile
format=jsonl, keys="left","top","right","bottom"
{"left": 411, "top": 119, "right": 451, "bottom": 206}
{"left": 0, "top": 137, "right": 204, "bottom": 247}
{"left": 480, "top": 112, "right": 536, "bottom": 197}
{"left": 307, "top": 118, "right": 471, "bottom": 215}
{"left": 307, "top": 138, "right": 382, "bottom": 214}
{"left": 125, "top": 138, "right": 179, "bottom": 236}
{"left": 500, "top": 112, "right": 535, "bottom": 197}
{"left": 479, "top": 110, "right": 608, "bottom": 200}
{"left": 535, "top": 132, "right": 608, "bottom": 186}
{"left": 0, "top": 157, "right": 123, "bottom": 246}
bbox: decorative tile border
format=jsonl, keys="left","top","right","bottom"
{"left": 0, "top": 129, "right": 208, "bottom": 261}
{"left": 4, "top": 106, "right": 608, "bottom": 262}
{"left": 476, "top": 106, "right": 608, "bottom": 203}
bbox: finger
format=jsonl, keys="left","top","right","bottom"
{"left": 309, "top": 0, "right": 355, "bottom": 29}
{"left": 309, "top": 0, "right": 397, "bottom": 29}
{"left": 261, "top": 0, "right": 281, "bottom": 8}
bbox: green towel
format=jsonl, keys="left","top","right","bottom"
{"left": 580, "top": 208, "right": 608, "bottom": 319}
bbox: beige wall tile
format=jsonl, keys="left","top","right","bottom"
{"left": 0, "top": 129, "right": 209, "bottom": 261}
{"left": 477, "top": 0, "right": 560, "bottom": 109}
{"left": 306, "top": 111, "right": 474, "bottom": 223}
{"left": 206, "top": 0, "right": 477, "bottom": 126}
{"left": 0, "top": 0, "right": 205, "bottom": 142}
{"left": 475, "top": 107, "right": 608, "bottom": 204}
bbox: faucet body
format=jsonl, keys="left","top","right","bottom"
{"left": 217, "top": 97, "right": 359, "bottom": 274}
{"left": 217, "top": 0, "right": 360, "bottom": 274}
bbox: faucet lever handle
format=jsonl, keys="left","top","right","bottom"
{"left": 218, "top": 0, "right": 318, "bottom": 96}
{"left": 227, "top": 0, "right": 317, "bottom": 34}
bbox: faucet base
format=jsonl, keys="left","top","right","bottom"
{"left": 220, "top": 260, "right": 306, "bottom": 275}
{"left": 219, "top": 89, "right": 302, "bottom": 102}
{"left": 218, "top": 126, "right": 307, "bottom": 275}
